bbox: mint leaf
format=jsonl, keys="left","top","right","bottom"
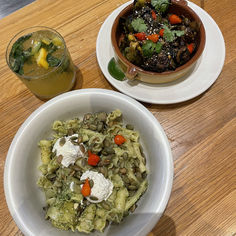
{"left": 47, "top": 54, "right": 61, "bottom": 67}
{"left": 151, "top": 0, "right": 169, "bottom": 13}
{"left": 131, "top": 18, "right": 148, "bottom": 32}
{"left": 142, "top": 40, "right": 162, "bottom": 57}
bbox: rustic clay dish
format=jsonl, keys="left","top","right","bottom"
{"left": 111, "top": 0, "right": 206, "bottom": 84}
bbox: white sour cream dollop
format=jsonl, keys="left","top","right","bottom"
{"left": 52, "top": 134, "right": 85, "bottom": 167}
{"left": 80, "top": 170, "right": 113, "bottom": 203}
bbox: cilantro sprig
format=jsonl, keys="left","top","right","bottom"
{"left": 142, "top": 40, "right": 162, "bottom": 57}
{"left": 151, "top": 0, "right": 170, "bottom": 13}
{"left": 163, "top": 25, "right": 185, "bottom": 42}
{"left": 131, "top": 18, "right": 148, "bottom": 32}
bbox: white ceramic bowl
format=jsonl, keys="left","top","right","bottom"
{"left": 4, "top": 89, "right": 173, "bottom": 236}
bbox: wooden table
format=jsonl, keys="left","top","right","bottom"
{"left": 0, "top": 0, "right": 235, "bottom": 235}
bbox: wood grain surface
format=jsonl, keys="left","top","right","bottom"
{"left": 0, "top": 0, "right": 235, "bottom": 235}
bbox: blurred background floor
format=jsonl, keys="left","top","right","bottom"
{"left": 0, "top": 0, "right": 34, "bottom": 19}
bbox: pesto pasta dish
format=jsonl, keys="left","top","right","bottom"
{"left": 37, "top": 109, "right": 148, "bottom": 233}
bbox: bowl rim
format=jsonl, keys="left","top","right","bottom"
{"left": 4, "top": 88, "right": 173, "bottom": 235}
{"left": 111, "top": 1, "right": 206, "bottom": 76}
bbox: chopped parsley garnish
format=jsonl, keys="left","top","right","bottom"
{"left": 142, "top": 40, "right": 162, "bottom": 57}
{"left": 131, "top": 18, "right": 148, "bottom": 32}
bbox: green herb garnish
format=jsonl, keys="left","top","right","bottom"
{"left": 131, "top": 18, "right": 148, "bottom": 32}
{"left": 163, "top": 25, "right": 185, "bottom": 42}
{"left": 9, "top": 33, "right": 32, "bottom": 75}
{"left": 47, "top": 54, "right": 61, "bottom": 67}
{"left": 41, "top": 42, "right": 58, "bottom": 54}
{"left": 151, "top": 0, "right": 169, "bottom": 13}
{"left": 142, "top": 40, "right": 162, "bottom": 57}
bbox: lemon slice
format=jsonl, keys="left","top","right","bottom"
{"left": 108, "top": 58, "right": 125, "bottom": 81}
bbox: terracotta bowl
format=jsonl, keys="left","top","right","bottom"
{"left": 111, "top": 0, "right": 206, "bottom": 84}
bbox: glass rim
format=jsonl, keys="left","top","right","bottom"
{"left": 5, "top": 26, "right": 68, "bottom": 80}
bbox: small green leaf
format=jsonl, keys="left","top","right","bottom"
{"left": 163, "top": 25, "right": 175, "bottom": 42}
{"left": 131, "top": 18, "right": 148, "bottom": 32}
{"left": 162, "top": 25, "right": 185, "bottom": 42}
{"left": 151, "top": 0, "right": 169, "bottom": 13}
{"left": 9, "top": 33, "right": 33, "bottom": 75}
{"left": 173, "top": 30, "right": 185, "bottom": 37}
{"left": 47, "top": 54, "right": 61, "bottom": 67}
{"left": 155, "top": 42, "right": 162, "bottom": 53}
{"left": 108, "top": 58, "right": 125, "bottom": 81}
{"left": 41, "top": 42, "right": 58, "bottom": 54}
{"left": 142, "top": 41, "right": 155, "bottom": 57}
{"left": 142, "top": 40, "right": 162, "bottom": 57}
